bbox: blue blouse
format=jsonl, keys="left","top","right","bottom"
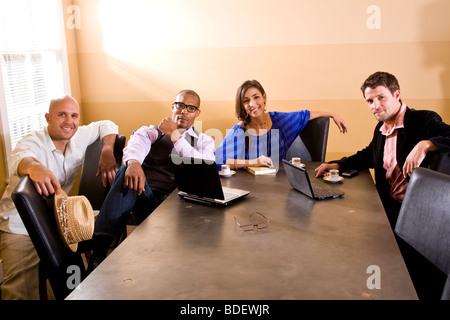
{"left": 216, "top": 110, "right": 310, "bottom": 169}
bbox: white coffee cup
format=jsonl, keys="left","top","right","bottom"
{"left": 221, "top": 164, "right": 231, "bottom": 175}
{"left": 290, "top": 157, "right": 302, "bottom": 166}
{"left": 328, "top": 169, "right": 340, "bottom": 181}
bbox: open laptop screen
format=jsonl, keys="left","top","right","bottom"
{"left": 282, "top": 160, "right": 314, "bottom": 198}
{"left": 171, "top": 155, "right": 225, "bottom": 200}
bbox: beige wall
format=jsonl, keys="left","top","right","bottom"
{"left": 74, "top": 0, "right": 450, "bottom": 154}
{"left": 1, "top": 0, "right": 450, "bottom": 196}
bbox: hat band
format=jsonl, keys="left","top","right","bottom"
{"left": 55, "top": 198, "right": 77, "bottom": 245}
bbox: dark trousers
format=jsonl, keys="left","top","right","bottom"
{"left": 94, "top": 165, "right": 163, "bottom": 241}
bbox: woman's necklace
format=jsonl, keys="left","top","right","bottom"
{"left": 247, "top": 112, "right": 269, "bottom": 134}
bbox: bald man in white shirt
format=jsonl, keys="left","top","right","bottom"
{"left": 0, "top": 96, "right": 119, "bottom": 299}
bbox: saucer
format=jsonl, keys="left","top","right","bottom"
{"left": 219, "top": 170, "right": 236, "bottom": 177}
{"left": 290, "top": 163, "right": 305, "bottom": 168}
{"left": 323, "top": 175, "right": 344, "bottom": 183}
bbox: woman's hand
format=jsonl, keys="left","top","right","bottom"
{"left": 255, "top": 155, "right": 273, "bottom": 167}
{"left": 331, "top": 113, "right": 348, "bottom": 134}
{"left": 309, "top": 111, "right": 348, "bottom": 134}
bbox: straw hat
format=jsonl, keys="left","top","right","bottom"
{"left": 54, "top": 190, "right": 94, "bottom": 252}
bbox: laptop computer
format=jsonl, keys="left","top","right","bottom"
{"left": 172, "top": 155, "right": 250, "bottom": 206}
{"left": 282, "top": 159, "right": 344, "bottom": 200}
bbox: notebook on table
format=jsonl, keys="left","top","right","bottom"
{"left": 246, "top": 166, "right": 277, "bottom": 175}
{"left": 282, "top": 159, "right": 344, "bottom": 200}
{"left": 172, "top": 155, "right": 249, "bottom": 206}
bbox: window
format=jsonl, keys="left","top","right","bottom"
{"left": 0, "top": 0, "right": 70, "bottom": 178}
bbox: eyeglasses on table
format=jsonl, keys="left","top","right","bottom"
{"left": 234, "top": 212, "right": 269, "bottom": 231}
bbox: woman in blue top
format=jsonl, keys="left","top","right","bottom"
{"left": 216, "top": 80, "right": 348, "bottom": 170}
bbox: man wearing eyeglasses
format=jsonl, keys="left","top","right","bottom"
{"left": 88, "top": 89, "right": 215, "bottom": 272}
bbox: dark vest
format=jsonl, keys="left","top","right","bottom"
{"left": 141, "top": 129, "right": 198, "bottom": 195}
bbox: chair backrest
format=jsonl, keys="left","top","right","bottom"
{"left": 395, "top": 167, "right": 450, "bottom": 299}
{"left": 429, "top": 152, "right": 450, "bottom": 175}
{"left": 285, "top": 117, "right": 330, "bottom": 162}
{"left": 78, "top": 134, "right": 126, "bottom": 210}
{"left": 12, "top": 176, "right": 86, "bottom": 300}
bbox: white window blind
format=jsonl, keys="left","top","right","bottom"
{"left": 0, "top": 0, "right": 70, "bottom": 177}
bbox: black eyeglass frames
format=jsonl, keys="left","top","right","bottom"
{"left": 172, "top": 102, "right": 199, "bottom": 113}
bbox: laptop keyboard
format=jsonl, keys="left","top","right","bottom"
{"left": 224, "top": 191, "right": 239, "bottom": 200}
{"left": 311, "top": 183, "right": 338, "bottom": 198}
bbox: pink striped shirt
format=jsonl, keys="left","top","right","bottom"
{"left": 380, "top": 103, "right": 408, "bottom": 202}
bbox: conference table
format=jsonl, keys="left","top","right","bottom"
{"left": 66, "top": 162, "right": 418, "bottom": 300}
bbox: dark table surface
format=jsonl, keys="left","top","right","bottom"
{"left": 67, "top": 163, "right": 417, "bottom": 300}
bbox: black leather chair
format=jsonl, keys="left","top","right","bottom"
{"left": 285, "top": 117, "right": 330, "bottom": 162}
{"left": 12, "top": 176, "right": 86, "bottom": 300}
{"left": 395, "top": 167, "right": 450, "bottom": 300}
{"left": 78, "top": 134, "right": 126, "bottom": 210}
{"left": 11, "top": 134, "right": 126, "bottom": 299}
{"left": 429, "top": 152, "right": 450, "bottom": 175}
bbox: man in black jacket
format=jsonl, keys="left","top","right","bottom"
{"left": 315, "top": 71, "right": 450, "bottom": 227}
{"left": 315, "top": 71, "right": 450, "bottom": 299}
